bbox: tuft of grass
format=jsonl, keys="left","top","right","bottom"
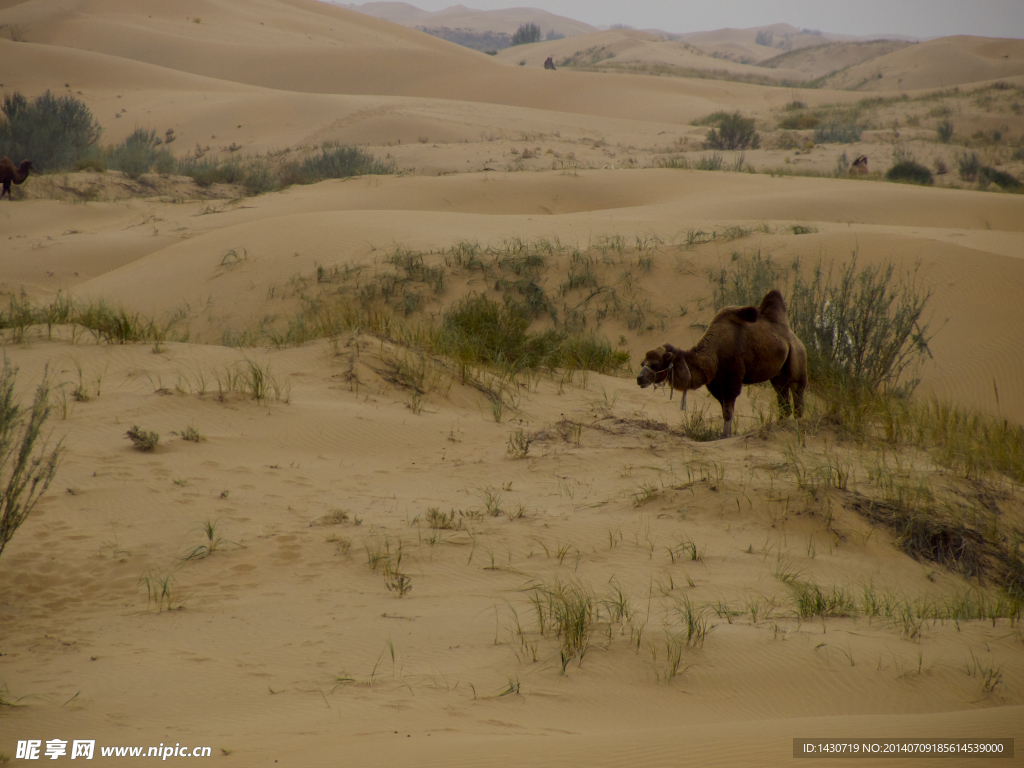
{"left": 180, "top": 425, "right": 203, "bottom": 442}
{"left": 125, "top": 425, "right": 159, "bottom": 451}
{"left": 183, "top": 519, "right": 225, "bottom": 560}
{"left": 310, "top": 509, "right": 360, "bottom": 527}
{"left": 674, "top": 596, "right": 714, "bottom": 648}
{"left": 530, "top": 581, "right": 595, "bottom": 673}
{"left": 792, "top": 581, "right": 856, "bottom": 619}
{"left": 679, "top": 405, "right": 722, "bottom": 442}
{"left": 139, "top": 570, "right": 182, "bottom": 611}
{"left": 425, "top": 507, "right": 461, "bottom": 530}
{"left": 506, "top": 428, "right": 532, "bottom": 458}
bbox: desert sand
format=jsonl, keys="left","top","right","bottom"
{"left": 2, "top": 1, "right": 1024, "bottom": 766}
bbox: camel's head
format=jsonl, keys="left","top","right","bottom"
{"left": 19, "top": 160, "right": 34, "bottom": 173}
{"left": 636, "top": 345, "right": 692, "bottom": 406}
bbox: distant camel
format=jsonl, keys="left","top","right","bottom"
{"left": 1, "top": 157, "right": 33, "bottom": 200}
{"left": 636, "top": 290, "right": 807, "bottom": 438}
{"left": 544, "top": 57, "right": 556, "bottom": 70}
{"left": 851, "top": 155, "right": 868, "bottom": 174}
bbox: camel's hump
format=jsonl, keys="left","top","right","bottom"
{"left": 758, "top": 289, "right": 789, "bottom": 325}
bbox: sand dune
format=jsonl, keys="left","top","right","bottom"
{"left": 822, "top": 35, "right": 1024, "bottom": 91}
{"left": 2, "top": 1, "right": 1024, "bottom": 764}
{"left": 760, "top": 39, "right": 913, "bottom": 80}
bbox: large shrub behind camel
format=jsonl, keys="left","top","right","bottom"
{"left": 0, "top": 90, "right": 102, "bottom": 172}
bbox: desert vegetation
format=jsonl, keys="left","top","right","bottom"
{"left": 0, "top": 360, "right": 64, "bottom": 562}
{"left": 4, "top": 7, "right": 1024, "bottom": 757}
{"left": 0, "top": 89, "right": 395, "bottom": 197}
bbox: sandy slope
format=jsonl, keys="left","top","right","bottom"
{"left": 2, "top": 2, "right": 1024, "bottom": 765}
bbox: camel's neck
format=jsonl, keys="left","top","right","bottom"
{"left": 682, "top": 344, "right": 715, "bottom": 389}
{"left": 15, "top": 164, "right": 31, "bottom": 183}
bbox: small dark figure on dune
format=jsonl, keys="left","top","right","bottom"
{"left": 544, "top": 56, "right": 556, "bottom": 70}
{"left": 636, "top": 290, "right": 807, "bottom": 438}
{"left": 1, "top": 157, "right": 34, "bottom": 200}
{"left": 851, "top": 155, "right": 868, "bottom": 174}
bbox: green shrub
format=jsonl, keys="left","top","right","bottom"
{"left": 704, "top": 112, "right": 760, "bottom": 150}
{"left": 885, "top": 160, "right": 934, "bottom": 186}
{"left": 813, "top": 120, "right": 862, "bottom": 144}
{"left": 0, "top": 90, "right": 102, "bottom": 171}
{"left": 126, "top": 425, "right": 159, "bottom": 451}
{"left": 936, "top": 120, "right": 954, "bottom": 143}
{"left": 106, "top": 128, "right": 160, "bottom": 179}
{"left": 435, "top": 294, "right": 627, "bottom": 374}
{"left": 289, "top": 143, "right": 394, "bottom": 183}
{"left": 153, "top": 149, "right": 177, "bottom": 175}
{"left": 979, "top": 166, "right": 1022, "bottom": 190}
{"left": 511, "top": 23, "right": 541, "bottom": 46}
{"left": 710, "top": 251, "right": 933, "bottom": 395}
{"left": 0, "top": 359, "right": 64, "bottom": 562}
{"left": 958, "top": 152, "right": 980, "bottom": 181}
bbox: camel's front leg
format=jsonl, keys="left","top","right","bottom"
{"left": 721, "top": 399, "right": 736, "bottom": 438}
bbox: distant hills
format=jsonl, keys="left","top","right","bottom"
{"left": 334, "top": 2, "right": 596, "bottom": 51}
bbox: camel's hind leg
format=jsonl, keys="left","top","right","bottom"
{"left": 770, "top": 374, "right": 793, "bottom": 418}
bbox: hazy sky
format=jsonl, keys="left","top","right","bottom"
{"left": 396, "top": 1, "right": 1024, "bottom": 39}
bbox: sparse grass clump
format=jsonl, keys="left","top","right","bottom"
{"left": 0, "top": 296, "right": 169, "bottom": 344}
{"left": 813, "top": 120, "right": 862, "bottom": 144}
{"left": 125, "top": 425, "right": 159, "bottom": 451}
{"left": 0, "top": 360, "right": 64, "bottom": 561}
{"left": 530, "top": 581, "right": 596, "bottom": 672}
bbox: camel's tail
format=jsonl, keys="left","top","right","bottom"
{"left": 758, "top": 289, "right": 790, "bottom": 326}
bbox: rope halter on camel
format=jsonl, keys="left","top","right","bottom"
{"left": 640, "top": 358, "right": 691, "bottom": 410}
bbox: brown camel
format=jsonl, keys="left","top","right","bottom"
{"left": 544, "top": 56, "right": 556, "bottom": 70}
{"left": 636, "top": 290, "right": 807, "bottom": 438}
{"left": 1, "top": 157, "right": 33, "bottom": 200}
